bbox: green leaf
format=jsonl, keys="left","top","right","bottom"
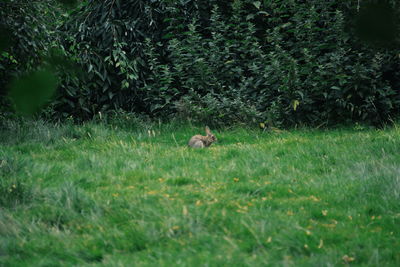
{"left": 253, "top": 1, "right": 261, "bottom": 9}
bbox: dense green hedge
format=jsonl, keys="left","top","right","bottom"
{"left": 0, "top": 1, "right": 57, "bottom": 105}
{"left": 0, "top": 0, "right": 76, "bottom": 115}
{"left": 3, "top": 0, "right": 400, "bottom": 126}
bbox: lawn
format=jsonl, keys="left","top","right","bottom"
{"left": 1, "top": 119, "right": 399, "bottom": 266}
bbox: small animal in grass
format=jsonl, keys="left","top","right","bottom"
{"left": 188, "top": 126, "right": 217, "bottom": 148}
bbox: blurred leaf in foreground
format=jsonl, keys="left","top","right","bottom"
{"left": 9, "top": 70, "right": 58, "bottom": 116}
{"left": 0, "top": 25, "right": 12, "bottom": 52}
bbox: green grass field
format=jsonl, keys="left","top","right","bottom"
{"left": 1, "top": 119, "right": 399, "bottom": 266}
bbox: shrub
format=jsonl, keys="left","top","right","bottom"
{"left": 0, "top": 0, "right": 76, "bottom": 115}
{"left": 54, "top": 0, "right": 400, "bottom": 126}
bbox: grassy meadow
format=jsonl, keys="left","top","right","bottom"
{"left": 0, "top": 118, "right": 399, "bottom": 266}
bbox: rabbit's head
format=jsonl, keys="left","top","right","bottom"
{"left": 205, "top": 126, "right": 217, "bottom": 144}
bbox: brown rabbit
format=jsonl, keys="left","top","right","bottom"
{"left": 188, "top": 126, "right": 217, "bottom": 148}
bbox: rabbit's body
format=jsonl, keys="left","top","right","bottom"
{"left": 188, "top": 135, "right": 212, "bottom": 148}
{"left": 188, "top": 127, "right": 217, "bottom": 148}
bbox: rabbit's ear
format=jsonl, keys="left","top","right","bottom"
{"left": 205, "top": 126, "right": 211, "bottom": 135}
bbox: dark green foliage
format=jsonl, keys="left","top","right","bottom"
{"left": 0, "top": 0, "right": 69, "bottom": 114}
{"left": 355, "top": 0, "right": 400, "bottom": 48}
{"left": 54, "top": 0, "right": 400, "bottom": 126}
{"left": 58, "top": 0, "right": 79, "bottom": 8}
{"left": 247, "top": 1, "right": 399, "bottom": 126}
{"left": 2, "top": 0, "right": 399, "bottom": 126}
{"left": 56, "top": 0, "right": 166, "bottom": 117}
{"left": 0, "top": 25, "right": 12, "bottom": 52}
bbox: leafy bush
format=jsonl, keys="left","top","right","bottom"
{"left": 55, "top": 0, "right": 167, "bottom": 118}
{"left": 175, "top": 91, "right": 262, "bottom": 127}
{"left": 0, "top": 0, "right": 76, "bottom": 115}
{"left": 53, "top": 0, "right": 400, "bottom": 126}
